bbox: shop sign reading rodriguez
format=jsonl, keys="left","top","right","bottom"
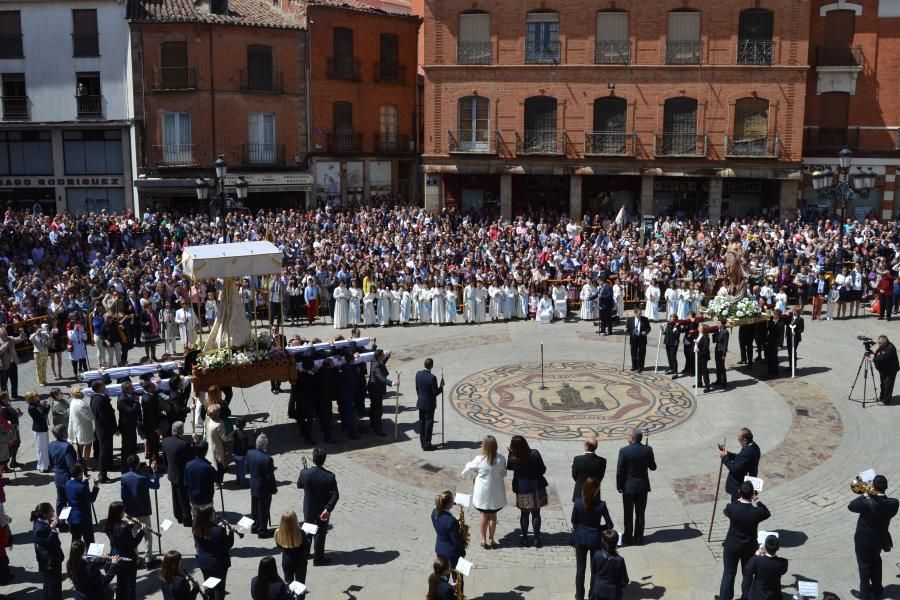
{"left": 0, "top": 177, "right": 122, "bottom": 188}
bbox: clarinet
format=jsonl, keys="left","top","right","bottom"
{"left": 123, "top": 514, "right": 162, "bottom": 539}
{"left": 180, "top": 568, "right": 210, "bottom": 600}
{"left": 217, "top": 516, "right": 245, "bottom": 539}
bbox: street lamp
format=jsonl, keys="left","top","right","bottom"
{"left": 195, "top": 155, "right": 246, "bottom": 215}
{"left": 810, "top": 148, "right": 876, "bottom": 272}
{"left": 235, "top": 176, "right": 249, "bottom": 202}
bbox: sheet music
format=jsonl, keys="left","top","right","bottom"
{"left": 202, "top": 577, "right": 222, "bottom": 589}
{"left": 160, "top": 519, "right": 173, "bottom": 532}
{"left": 454, "top": 493, "right": 471, "bottom": 507}
{"left": 744, "top": 476, "right": 764, "bottom": 492}
{"left": 58, "top": 507, "right": 71, "bottom": 521}
{"left": 859, "top": 468, "right": 877, "bottom": 483}
{"left": 757, "top": 530, "right": 778, "bottom": 546}
{"left": 797, "top": 581, "right": 819, "bottom": 597}
{"left": 301, "top": 522, "right": 319, "bottom": 535}
{"left": 87, "top": 543, "right": 104, "bottom": 557}
{"left": 289, "top": 581, "right": 308, "bottom": 595}
{"left": 237, "top": 516, "right": 255, "bottom": 530}
{"left": 455, "top": 557, "right": 473, "bottom": 576}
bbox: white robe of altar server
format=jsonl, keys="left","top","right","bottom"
{"left": 488, "top": 286, "right": 504, "bottom": 320}
{"left": 362, "top": 291, "right": 377, "bottom": 326}
{"left": 664, "top": 287, "right": 678, "bottom": 318}
{"left": 580, "top": 283, "right": 596, "bottom": 320}
{"left": 333, "top": 285, "right": 349, "bottom": 329}
{"left": 390, "top": 290, "right": 402, "bottom": 323}
{"left": 399, "top": 291, "right": 411, "bottom": 324}
{"left": 419, "top": 288, "right": 432, "bottom": 323}
{"left": 502, "top": 285, "right": 515, "bottom": 320}
{"left": 378, "top": 289, "right": 391, "bottom": 326}
{"left": 516, "top": 286, "right": 528, "bottom": 319}
{"left": 431, "top": 287, "right": 445, "bottom": 325}
{"left": 613, "top": 283, "right": 625, "bottom": 318}
{"left": 536, "top": 298, "right": 554, "bottom": 324}
{"left": 445, "top": 289, "right": 457, "bottom": 323}
{"left": 348, "top": 287, "right": 361, "bottom": 326}
{"left": 677, "top": 288, "right": 690, "bottom": 320}
{"left": 552, "top": 285, "right": 568, "bottom": 320}
{"left": 473, "top": 286, "right": 487, "bottom": 323}
{"left": 644, "top": 285, "right": 661, "bottom": 321}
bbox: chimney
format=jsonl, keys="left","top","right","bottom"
{"left": 209, "top": 0, "right": 229, "bottom": 16}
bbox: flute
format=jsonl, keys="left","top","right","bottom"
{"left": 180, "top": 568, "right": 210, "bottom": 600}
{"left": 217, "top": 516, "right": 245, "bottom": 539}
{"left": 123, "top": 514, "right": 162, "bottom": 538}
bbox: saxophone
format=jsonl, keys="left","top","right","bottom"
{"left": 455, "top": 506, "right": 470, "bottom": 600}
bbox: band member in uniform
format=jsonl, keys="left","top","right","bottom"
{"left": 105, "top": 500, "right": 145, "bottom": 600}
{"left": 32, "top": 502, "right": 64, "bottom": 600}
{"left": 663, "top": 314, "right": 680, "bottom": 376}
{"left": 719, "top": 428, "right": 761, "bottom": 503}
{"left": 120, "top": 454, "right": 160, "bottom": 565}
{"left": 718, "top": 481, "right": 771, "bottom": 600}
{"left": 743, "top": 534, "right": 788, "bottom": 600}
{"left": 415, "top": 359, "right": 444, "bottom": 451}
{"left": 193, "top": 506, "right": 234, "bottom": 600}
{"left": 159, "top": 550, "right": 202, "bottom": 600}
{"left": 786, "top": 306, "right": 804, "bottom": 371}
{"left": 161, "top": 421, "right": 193, "bottom": 527}
{"left": 572, "top": 477, "right": 613, "bottom": 600}
{"left": 66, "top": 539, "right": 120, "bottom": 600}
{"left": 626, "top": 309, "right": 651, "bottom": 372}
{"left": 426, "top": 557, "right": 455, "bottom": 600}
{"left": 247, "top": 433, "right": 277, "bottom": 538}
{"left": 615, "top": 428, "right": 656, "bottom": 545}
{"left": 49, "top": 424, "right": 77, "bottom": 519}
{"left": 588, "top": 529, "right": 629, "bottom": 600}
{"left": 431, "top": 490, "right": 465, "bottom": 567}
{"left": 571, "top": 437, "right": 606, "bottom": 501}
{"left": 296, "top": 447, "right": 340, "bottom": 565}
{"left": 65, "top": 463, "right": 100, "bottom": 543}
{"left": 848, "top": 474, "right": 899, "bottom": 599}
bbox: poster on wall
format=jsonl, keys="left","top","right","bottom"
{"left": 369, "top": 161, "right": 392, "bottom": 200}
{"left": 315, "top": 162, "right": 341, "bottom": 206}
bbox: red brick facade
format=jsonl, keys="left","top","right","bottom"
{"left": 130, "top": 19, "right": 308, "bottom": 210}
{"left": 423, "top": 0, "right": 810, "bottom": 220}
{"left": 803, "top": 0, "right": 900, "bottom": 220}
{"left": 306, "top": 4, "right": 420, "bottom": 205}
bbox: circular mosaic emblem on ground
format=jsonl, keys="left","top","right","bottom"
{"left": 451, "top": 361, "right": 696, "bottom": 441}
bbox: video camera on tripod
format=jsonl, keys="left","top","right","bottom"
{"left": 858, "top": 335, "right": 877, "bottom": 355}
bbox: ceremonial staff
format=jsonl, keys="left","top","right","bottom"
{"left": 789, "top": 324, "right": 797, "bottom": 379}
{"left": 622, "top": 328, "right": 628, "bottom": 372}
{"left": 394, "top": 371, "right": 401, "bottom": 441}
{"left": 654, "top": 324, "right": 664, "bottom": 373}
{"left": 440, "top": 368, "right": 445, "bottom": 444}
{"left": 152, "top": 454, "right": 162, "bottom": 555}
{"left": 707, "top": 436, "right": 727, "bottom": 542}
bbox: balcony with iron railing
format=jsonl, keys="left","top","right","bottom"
{"left": 375, "top": 61, "right": 406, "bottom": 83}
{"left": 151, "top": 144, "right": 199, "bottom": 168}
{"left": 327, "top": 131, "right": 363, "bottom": 153}
{"left": 665, "top": 40, "right": 702, "bottom": 65}
{"left": 448, "top": 130, "right": 498, "bottom": 154}
{"left": 737, "top": 40, "right": 775, "bottom": 65}
{"left": 152, "top": 67, "right": 198, "bottom": 91}
{"left": 1, "top": 96, "right": 28, "bottom": 121}
{"left": 525, "top": 40, "right": 561, "bottom": 64}
{"left": 816, "top": 45, "right": 863, "bottom": 67}
{"left": 457, "top": 41, "right": 493, "bottom": 65}
{"left": 243, "top": 143, "right": 285, "bottom": 166}
{"left": 375, "top": 133, "right": 411, "bottom": 153}
{"left": 724, "top": 133, "right": 780, "bottom": 158}
{"left": 239, "top": 70, "right": 284, "bottom": 93}
{"left": 75, "top": 94, "right": 103, "bottom": 118}
{"left": 654, "top": 133, "right": 708, "bottom": 157}
{"left": 594, "top": 41, "right": 631, "bottom": 65}
{"left": 0, "top": 34, "right": 23, "bottom": 59}
{"left": 327, "top": 57, "right": 362, "bottom": 81}
{"left": 516, "top": 130, "right": 562, "bottom": 155}
{"left": 72, "top": 33, "right": 99, "bottom": 57}
{"left": 804, "top": 127, "right": 860, "bottom": 151}
{"left": 584, "top": 131, "right": 635, "bottom": 156}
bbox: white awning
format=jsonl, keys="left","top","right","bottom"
{"left": 182, "top": 241, "right": 283, "bottom": 279}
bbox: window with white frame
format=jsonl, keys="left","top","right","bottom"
{"left": 249, "top": 112, "right": 276, "bottom": 163}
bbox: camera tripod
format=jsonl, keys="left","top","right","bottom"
{"left": 848, "top": 351, "right": 879, "bottom": 408}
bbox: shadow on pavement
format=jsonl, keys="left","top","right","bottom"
{"left": 643, "top": 523, "right": 702, "bottom": 544}
{"left": 625, "top": 576, "right": 666, "bottom": 599}
{"left": 438, "top": 440, "right": 482, "bottom": 450}
{"left": 496, "top": 530, "right": 572, "bottom": 548}
{"left": 775, "top": 529, "right": 808, "bottom": 548}
{"left": 470, "top": 585, "right": 533, "bottom": 599}
{"left": 326, "top": 547, "right": 400, "bottom": 567}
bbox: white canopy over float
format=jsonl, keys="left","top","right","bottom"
{"left": 181, "top": 241, "right": 283, "bottom": 279}
{"left": 181, "top": 241, "right": 284, "bottom": 351}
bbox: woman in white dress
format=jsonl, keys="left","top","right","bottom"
{"left": 332, "top": 283, "right": 349, "bottom": 329}
{"left": 644, "top": 280, "right": 661, "bottom": 322}
{"left": 67, "top": 385, "right": 94, "bottom": 469}
{"left": 461, "top": 435, "right": 507, "bottom": 548}
{"left": 664, "top": 285, "right": 678, "bottom": 318}
{"left": 580, "top": 280, "right": 596, "bottom": 321}
{"left": 348, "top": 284, "right": 362, "bottom": 326}
{"left": 774, "top": 289, "right": 788, "bottom": 313}
{"left": 444, "top": 286, "right": 458, "bottom": 324}
{"left": 516, "top": 285, "right": 529, "bottom": 320}
{"left": 690, "top": 283, "right": 704, "bottom": 314}
{"left": 488, "top": 282, "right": 504, "bottom": 321}
{"left": 362, "top": 289, "right": 377, "bottom": 326}
{"left": 676, "top": 283, "right": 690, "bottom": 320}
{"left": 390, "top": 284, "right": 402, "bottom": 324}
{"left": 377, "top": 287, "right": 391, "bottom": 327}
{"left": 431, "top": 285, "right": 445, "bottom": 325}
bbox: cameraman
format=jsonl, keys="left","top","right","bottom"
{"left": 870, "top": 335, "right": 898, "bottom": 406}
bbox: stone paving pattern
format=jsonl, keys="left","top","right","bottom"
{"left": 0, "top": 316, "right": 898, "bottom": 599}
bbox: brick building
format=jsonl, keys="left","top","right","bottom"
{"left": 306, "top": 0, "right": 420, "bottom": 206}
{"left": 422, "top": 0, "right": 810, "bottom": 221}
{"left": 127, "top": 0, "right": 310, "bottom": 212}
{"left": 802, "top": 0, "right": 900, "bottom": 221}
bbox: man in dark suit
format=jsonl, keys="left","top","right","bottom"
{"left": 681, "top": 313, "right": 700, "bottom": 377}
{"left": 720, "top": 427, "right": 761, "bottom": 502}
{"left": 696, "top": 328, "right": 712, "bottom": 393}
{"left": 297, "top": 447, "right": 340, "bottom": 565}
{"left": 415, "top": 358, "right": 444, "bottom": 451}
{"left": 626, "top": 308, "right": 651, "bottom": 372}
{"left": 120, "top": 454, "right": 160, "bottom": 565}
{"left": 743, "top": 534, "right": 788, "bottom": 600}
{"left": 48, "top": 424, "right": 77, "bottom": 523}
{"left": 714, "top": 319, "right": 730, "bottom": 390}
{"left": 117, "top": 382, "right": 140, "bottom": 470}
{"left": 848, "top": 474, "right": 899, "bottom": 599}
{"left": 765, "top": 310, "right": 785, "bottom": 377}
{"left": 718, "top": 481, "right": 771, "bottom": 600}
{"left": 89, "top": 379, "right": 117, "bottom": 483}
{"left": 184, "top": 441, "right": 217, "bottom": 524}
{"left": 786, "top": 306, "right": 804, "bottom": 371}
{"left": 663, "top": 314, "right": 681, "bottom": 376}
{"left": 738, "top": 323, "right": 756, "bottom": 365}
{"left": 571, "top": 437, "right": 606, "bottom": 501}
{"left": 597, "top": 278, "right": 615, "bottom": 336}
{"left": 872, "top": 335, "right": 899, "bottom": 406}
{"left": 290, "top": 358, "right": 319, "bottom": 445}
{"left": 161, "top": 421, "right": 193, "bottom": 527}
{"left": 615, "top": 428, "right": 656, "bottom": 545}
{"left": 367, "top": 349, "right": 394, "bottom": 436}
{"left": 247, "top": 433, "right": 277, "bottom": 538}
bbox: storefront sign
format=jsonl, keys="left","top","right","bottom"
{"left": 224, "top": 172, "right": 313, "bottom": 187}
{"left": 723, "top": 181, "right": 763, "bottom": 194}
{"left": 0, "top": 176, "right": 122, "bottom": 188}
{"left": 654, "top": 180, "right": 708, "bottom": 193}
